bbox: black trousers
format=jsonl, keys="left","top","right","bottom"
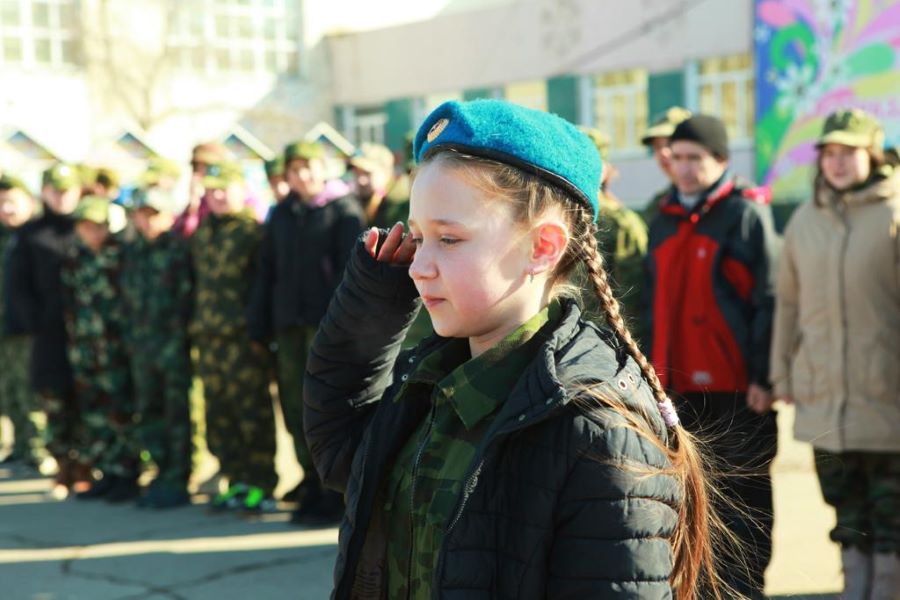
{"left": 676, "top": 392, "right": 778, "bottom": 597}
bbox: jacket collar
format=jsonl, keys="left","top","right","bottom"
{"left": 660, "top": 170, "right": 735, "bottom": 223}
{"left": 816, "top": 167, "right": 900, "bottom": 209}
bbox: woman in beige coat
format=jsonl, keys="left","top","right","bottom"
{"left": 771, "top": 108, "right": 900, "bottom": 600}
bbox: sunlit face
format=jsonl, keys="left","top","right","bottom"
{"left": 134, "top": 206, "right": 174, "bottom": 241}
{"left": 408, "top": 162, "right": 538, "bottom": 353}
{"left": 206, "top": 183, "right": 244, "bottom": 215}
{"left": 669, "top": 140, "right": 728, "bottom": 195}
{"left": 650, "top": 137, "right": 674, "bottom": 179}
{"left": 268, "top": 176, "right": 290, "bottom": 202}
{"left": 75, "top": 220, "right": 110, "bottom": 252}
{"left": 352, "top": 165, "right": 390, "bottom": 198}
{"left": 819, "top": 143, "right": 871, "bottom": 191}
{"left": 0, "top": 189, "right": 34, "bottom": 228}
{"left": 43, "top": 185, "right": 81, "bottom": 215}
{"left": 285, "top": 158, "right": 326, "bottom": 200}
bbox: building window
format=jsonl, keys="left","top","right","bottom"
{"left": 0, "top": 0, "right": 81, "bottom": 68}
{"left": 169, "top": 0, "right": 300, "bottom": 77}
{"left": 504, "top": 80, "right": 548, "bottom": 112}
{"left": 591, "top": 69, "right": 648, "bottom": 153}
{"left": 352, "top": 108, "right": 387, "bottom": 145}
{"left": 697, "top": 53, "right": 754, "bottom": 142}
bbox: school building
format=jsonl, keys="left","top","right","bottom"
{"left": 0, "top": 0, "right": 830, "bottom": 207}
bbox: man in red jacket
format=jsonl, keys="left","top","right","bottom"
{"left": 646, "top": 114, "right": 780, "bottom": 598}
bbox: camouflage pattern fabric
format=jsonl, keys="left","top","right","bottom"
{"left": 814, "top": 448, "right": 900, "bottom": 553}
{"left": 122, "top": 232, "right": 193, "bottom": 488}
{"left": 1, "top": 226, "right": 43, "bottom": 461}
{"left": 61, "top": 237, "right": 137, "bottom": 476}
{"left": 0, "top": 336, "right": 42, "bottom": 461}
{"left": 191, "top": 212, "right": 276, "bottom": 491}
{"left": 383, "top": 302, "right": 560, "bottom": 598}
{"left": 275, "top": 325, "right": 316, "bottom": 472}
{"left": 590, "top": 194, "right": 649, "bottom": 346}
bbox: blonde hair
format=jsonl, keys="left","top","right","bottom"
{"left": 420, "top": 150, "right": 727, "bottom": 599}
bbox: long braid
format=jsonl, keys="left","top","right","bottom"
{"left": 575, "top": 207, "right": 669, "bottom": 406}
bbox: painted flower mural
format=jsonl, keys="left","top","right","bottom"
{"left": 755, "top": 0, "right": 900, "bottom": 202}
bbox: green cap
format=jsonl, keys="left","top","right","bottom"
{"left": 42, "top": 163, "right": 81, "bottom": 191}
{"left": 141, "top": 156, "right": 182, "bottom": 186}
{"left": 816, "top": 108, "right": 885, "bottom": 149}
{"left": 73, "top": 195, "right": 110, "bottom": 225}
{"left": 404, "top": 131, "right": 416, "bottom": 170}
{"left": 284, "top": 141, "right": 324, "bottom": 163}
{"left": 264, "top": 156, "right": 284, "bottom": 178}
{"left": 349, "top": 143, "right": 395, "bottom": 175}
{"left": 192, "top": 142, "right": 230, "bottom": 166}
{"left": 202, "top": 161, "right": 244, "bottom": 189}
{"left": 641, "top": 106, "right": 692, "bottom": 145}
{"left": 132, "top": 187, "right": 178, "bottom": 214}
{"left": 580, "top": 127, "right": 611, "bottom": 161}
{"left": 0, "top": 173, "right": 31, "bottom": 195}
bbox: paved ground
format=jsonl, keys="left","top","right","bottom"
{"left": 0, "top": 404, "right": 842, "bottom": 599}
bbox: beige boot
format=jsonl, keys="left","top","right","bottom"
{"left": 870, "top": 553, "right": 900, "bottom": 600}
{"left": 841, "top": 547, "right": 872, "bottom": 600}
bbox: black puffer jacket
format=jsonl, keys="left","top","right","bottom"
{"left": 247, "top": 191, "right": 365, "bottom": 341}
{"left": 304, "top": 240, "right": 682, "bottom": 599}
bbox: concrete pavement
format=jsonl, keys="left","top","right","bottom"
{"left": 0, "top": 405, "right": 842, "bottom": 599}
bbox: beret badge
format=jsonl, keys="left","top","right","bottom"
{"left": 427, "top": 118, "right": 450, "bottom": 143}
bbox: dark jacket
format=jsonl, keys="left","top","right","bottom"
{"left": 6, "top": 210, "right": 77, "bottom": 393}
{"left": 304, "top": 240, "right": 681, "bottom": 599}
{"left": 248, "top": 190, "right": 365, "bottom": 341}
{"left": 646, "top": 173, "right": 779, "bottom": 394}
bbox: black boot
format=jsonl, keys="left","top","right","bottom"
{"left": 104, "top": 476, "right": 141, "bottom": 503}
{"left": 76, "top": 474, "right": 119, "bottom": 500}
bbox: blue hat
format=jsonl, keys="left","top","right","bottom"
{"left": 413, "top": 99, "right": 602, "bottom": 219}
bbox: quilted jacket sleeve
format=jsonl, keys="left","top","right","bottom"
{"left": 303, "top": 236, "right": 422, "bottom": 492}
{"left": 547, "top": 413, "right": 681, "bottom": 598}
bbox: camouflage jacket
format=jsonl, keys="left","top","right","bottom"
{"left": 587, "top": 194, "right": 649, "bottom": 346}
{"left": 0, "top": 225, "right": 13, "bottom": 331}
{"left": 190, "top": 210, "right": 261, "bottom": 338}
{"left": 60, "top": 237, "right": 130, "bottom": 387}
{"left": 383, "top": 303, "right": 559, "bottom": 598}
{"left": 121, "top": 231, "right": 193, "bottom": 349}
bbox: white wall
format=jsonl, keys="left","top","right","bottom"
{"left": 327, "top": 0, "right": 754, "bottom": 105}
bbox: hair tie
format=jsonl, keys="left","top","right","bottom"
{"left": 657, "top": 396, "right": 681, "bottom": 429}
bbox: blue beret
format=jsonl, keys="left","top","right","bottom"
{"left": 413, "top": 99, "right": 602, "bottom": 219}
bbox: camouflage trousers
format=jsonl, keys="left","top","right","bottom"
{"left": 275, "top": 326, "right": 316, "bottom": 473}
{"left": 814, "top": 449, "right": 900, "bottom": 554}
{"left": 195, "top": 333, "right": 277, "bottom": 492}
{"left": 72, "top": 364, "right": 138, "bottom": 478}
{"left": 0, "top": 336, "right": 44, "bottom": 461}
{"left": 131, "top": 339, "right": 192, "bottom": 489}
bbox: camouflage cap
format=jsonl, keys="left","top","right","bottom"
{"left": 404, "top": 131, "right": 416, "bottom": 170}
{"left": 264, "top": 156, "right": 284, "bottom": 178}
{"left": 816, "top": 108, "right": 885, "bottom": 149}
{"left": 284, "top": 140, "right": 325, "bottom": 163}
{"left": 0, "top": 173, "right": 31, "bottom": 195}
{"left": 141, "top": 156, "right": 182, "bottom": 186}
{"left": 349, "top": 142, "right": 395, "bottom": 175}
{"left": 641, "top": 106, "right": 693, "bottom": 145}
{"left": 42, "top": 163, "right": 81, "bottom": 191}
{"left": 202, "top": 161, "right": 244, "bottom": 189}
{"left": 132, "top": 187, "right": 178, "bottom": 214}
{"left": 580, "top": 127, "right": 611, "bottom": 161}
{"left": 191, "top": 142, "right": 230, "bottom": 166}
{"left": 73, "top": 195, "right": 110, "bottom": 225}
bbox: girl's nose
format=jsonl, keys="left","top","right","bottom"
{"left": 408, "top": 246, "right": 436, "bottom": 281}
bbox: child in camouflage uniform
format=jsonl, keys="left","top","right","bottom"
{"left": 0, "top": 175, "right": 43, "bottom": 467}
{"left": 190, "top": 162, "right": 277, "bottom": 512}
{"left": 122, "top": 188, "right": 193, "bottom": 509}
{"left": 61, "top": 196, "right": 139, "bottom": 501}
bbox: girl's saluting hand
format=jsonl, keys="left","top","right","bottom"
{"left": 363, "top": 222, "right": 417, "bottom": 264}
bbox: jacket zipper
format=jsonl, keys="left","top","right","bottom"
{"left": 407, "top": 400, "right": 437, "bottom": 600}
{"left": 837, "top": 209, "right": 851, "bottom": 450}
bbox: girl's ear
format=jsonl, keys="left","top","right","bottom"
{"left": 529, "top": 218, "right": 569, "bottom": 275}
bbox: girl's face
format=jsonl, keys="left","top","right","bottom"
{"left": 408, "top": 162, "right": 541, "bottom": 356}
{"left": 820, "top": 143, "right": 871, "bottom": 191}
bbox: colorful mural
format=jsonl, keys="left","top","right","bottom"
{"left": 755, "top": 0, "right": 900, "bottom": 202}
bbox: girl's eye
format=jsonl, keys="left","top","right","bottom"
{"left": 409, "top": 236, "right": 423, "bottom": 246}
{"left": 440, "top": 237, "right": 460, "bottom": 245}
